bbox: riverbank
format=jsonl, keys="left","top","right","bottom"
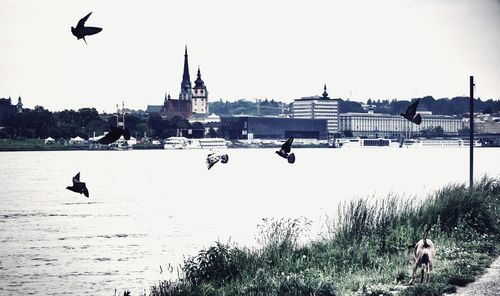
{"left": 0, "top": 139, "right": 162, "bottom": 151}
{"left": 0, "top": 139, "right": 87, "bottom": 151}
{"left": 148, "top": 177, "right": 500, "bottom": 296}
{"left": 0, "top": 139, "right": 328, "bottom": 151}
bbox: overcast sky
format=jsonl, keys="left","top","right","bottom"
{"left": 0, "top": 0, "right": 499, "bottom": 112}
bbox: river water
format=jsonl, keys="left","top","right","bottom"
{"left": 1, "top": 148, "right": 499, "bottom": 295}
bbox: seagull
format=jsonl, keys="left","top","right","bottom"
{"left": 97, "top": 126, "right": 130, "bottom": 145}
{"left": 66, "top": 172, "right": 89, "bottom": 197}
{"left": 71, "top": 12, "right": 102, "bottom": 44}
{"left": 400, "top": 99, "right": 422, "bottom": 125}
{"left": 206, "top": 152, "right": 229, "bottom": 170}
{"left": 275, "top": 137, "right": 295, "bottom": 164}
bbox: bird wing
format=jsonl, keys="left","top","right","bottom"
{"left": 412, "top": 113, "right": 422, "bottom": 125}
{"left": 400, "top": 113, "right": 411, "bottom": 121}
{"left": 98, "top": 127, "right": 122, "bottom": 144}
{"left": 72, "top": 172, "right": 80, "bottom": 184}
{"left": 281, "top": 137, "right": 294, "bottom": 153}
{"left": 77, "top": 12, "right": 93, "bottom": 29}
{"left": 122, "top": 128, "right": 131, "bottom": 140}
{"left": 81, "top": 27, "right": 102, "bottom": 36}
{"left": 405, "top": 99, "right": 420, "bottom": 118}
{"left": 206, "top": 156, "right": 220, "bottom": 170}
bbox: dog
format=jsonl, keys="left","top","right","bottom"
{"left": 408, "top": 225, "right": 435, "bottom": 285}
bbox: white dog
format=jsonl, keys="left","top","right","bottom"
{"left": 409, "top": 225, "right": 436, "bottom": 284}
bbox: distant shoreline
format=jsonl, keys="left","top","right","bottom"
{"left": 0, "top": 139, "right": 330, "bottom": 152}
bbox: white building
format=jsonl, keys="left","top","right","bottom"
{"left": 339, "top": 110, "right": 463, "bottom": 137}
{"left": 292, "top": 85, "right": 339, "bottom": 136}
{"left": 192, "top": 67, "right": 209, "bottom": 114}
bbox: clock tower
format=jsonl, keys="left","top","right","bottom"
{"left": 192, "top": 66, "right": 208, "bottom": 114}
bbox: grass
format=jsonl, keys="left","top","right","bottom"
{"left": 0, "top": 138, "right": 82, "bottom": 151}
{"left": 148, "top": 177, "right": 500, "bottom": 296}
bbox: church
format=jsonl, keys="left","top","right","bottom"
{"left": 146, "top": 46, "right": 208, "bottom": 118}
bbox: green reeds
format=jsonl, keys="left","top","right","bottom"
{"left": 149, "top": 177, "right": 500, "bottom": 295}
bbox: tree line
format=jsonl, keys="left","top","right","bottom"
{"left": 0, "top": 106, "right": 212, "bottom": 140}
{"left": 209, "top": 97, "right": 499, "bottom": 116}
{"left": 358, "top": 96, "right": 500, "bottom": 115}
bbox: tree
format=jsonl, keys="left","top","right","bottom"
{"left": 343, "top": 130, "right": 353, "bottom": 137}
{"left": 148, "top": 113, "right": 168, "bottom": 137}
{"left": 84, "top": 119, "right": 108, "bottom": 136}
{"left": 338, "top": 99, "right": 365, "bottom": 113}
{"left": 190, "top": 122, "right": 205, "bottom": 138}
{"left": 78, "top": 108, "right": 100, "bottom": 126}
{"left": 135, "top": 123, "right": 152, "bottom": 138}
{"left": 421, "top": 126, "right": 444, "bottom": 137}
{"left": 458, "top": 127, "right": 470, "bottom": 136}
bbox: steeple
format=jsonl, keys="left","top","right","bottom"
{"left": 322, "top": 84, "right": 329, "bottom": 99}
{"left": 194, "top": 66, "right": 205, "bottom": 89}
{"left": 16, "top": 96, "right": 23, "bottom": 113}
{"left": 179, "top": 45, "right": 192, "bottom": 100}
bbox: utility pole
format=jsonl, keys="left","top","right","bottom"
{"left": 469, "top": 76, "right": 474, "bottom": 192}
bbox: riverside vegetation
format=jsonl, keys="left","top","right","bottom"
{"left": 145, "top": 177, "right": 500, "bottom": 296}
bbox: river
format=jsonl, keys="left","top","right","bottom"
{"left": 1, "top": 148, "right": 499, "bottom": 295}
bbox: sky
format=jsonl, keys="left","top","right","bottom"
{"left": 0, "top": 0, "right": 499, "bottom": 112}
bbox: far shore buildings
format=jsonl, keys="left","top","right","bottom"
{"left": 0, "top": 96, "right": 23, "bottom": 125}
{"left": 464, "top": 113, "right": 500, "bottom": 135}
{"left": 219, "top": 116, "right": 328, "bottom": 140}
{"left": 338, "top": 109, "right": 463, "bottom": 137}
{"left": 146, "top": 46, "right": 208, "bottom": 119}
{"left": 292, "top": 85, "right": 339, "bottom": 137}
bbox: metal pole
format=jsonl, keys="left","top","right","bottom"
{"left": 469, "top": 76, "right": 474, "bottom": 192}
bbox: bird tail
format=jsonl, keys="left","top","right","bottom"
{"left": 83, "top": 37, "right": 88, "bottom": 45}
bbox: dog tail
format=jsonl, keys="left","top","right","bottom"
{"left": 423, "top": 224, "right": 431, "bottom": 247}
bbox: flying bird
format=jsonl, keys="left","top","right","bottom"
{"left": 275, "top": 137, "right": 295, "bottom": 164}
{"left": 400, "top": 99, "right": 422, "bottom": 125}
{"left": 97, "top": 126, "right": 130, "bottom": 145}
{"left": 71, "top": 12, "right": 102, "bottom": 44}
{"left": 66, "top": 172, "right": 89, "bottom": 197}
{"left": 206, "top": 152, "right": 229, "bottom": 170}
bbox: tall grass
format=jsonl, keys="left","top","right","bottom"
{"left": 149, "top": 177, "right": 500, "bottom": 295}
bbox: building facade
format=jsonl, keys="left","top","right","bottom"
{"left": 219, "top": 116, "right": 328, "bottom": 140}
{"left": 339, "top": 110, "right": 463, "bottom": 137}
{"left": 192, "top": 67, "right": 208, "bottom": 114}
{"left": 146, "top": 93, "right": 192, "bottom": 119}
{"left": 292, "top": 85, "right": 339, "bottom": 136}
{"left": 464, "top": 113, "right": 500, "bottom": 134}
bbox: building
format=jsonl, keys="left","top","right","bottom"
{"left": 339, "top": 109, "right": 463, "bottom": 138}
{"left": 464, "top": 113, "right": 500, "bottom": 134}
{"left": 292, "top": 85, "right": 339, "bottom": 136}
{"left": 179, "top": 46, "right": 193, "bottom": 101}
{"left": 192, "top": 67, "right": 208, "bottom": 114}
{"left": 146, "top": 46, "right": 207, "bottom": 118}
{"left": 0, "top": 96, "right": 23, "bottom": 125}
{"left": 219, "top": 116, "right": 328, "bottom": 140}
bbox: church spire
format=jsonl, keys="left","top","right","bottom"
{"left": 194, "top": 66, "right": 205, "bottom": 89}
{"left": 179, "top": 45, "right": 192, "bottom": 100}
